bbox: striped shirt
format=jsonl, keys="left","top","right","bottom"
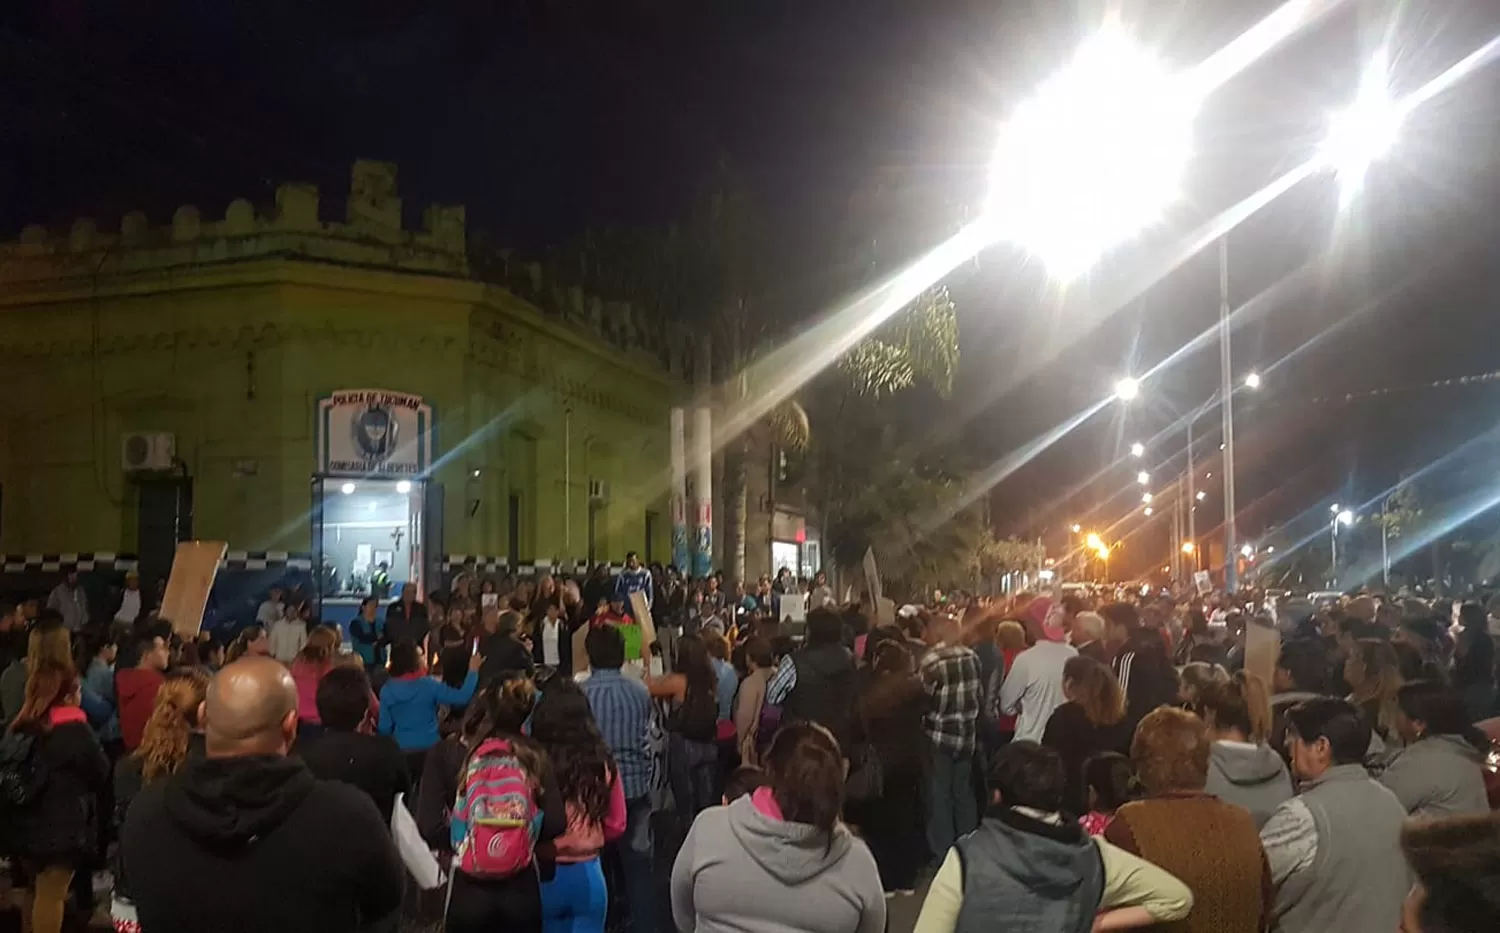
{"left": 581, "top": 668, "right": 653, "bottom": 800}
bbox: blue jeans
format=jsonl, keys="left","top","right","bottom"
{"left": 926, "top": 745, "right": 978, "bottom": 859}
{"left": 616, "top": 795, "right": 657, "bottom": 933}
{"left": 541, "top": 858, "right": 609, "bottom": 933}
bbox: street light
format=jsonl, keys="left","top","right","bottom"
{"left": 1130, "top": 441, "right": 1145, "bottom": 458}
{"left": 1144, "top": 506, "right": 1154, "bottom": 516}
{"left": 1181, "top": 542, "right": 1195, "bottom": 554}
{"left": 1244, "top": 371, "right": 1262, "bottom": 390}
{"left": 1142, "top": 492, "right": 1153, "bottom": 504}
{"left": 1071, "top": 523, "right": 1082, "bottom": 534}
{"left": 1115, "top": 377, "right": 1141, "bottom": 402}
{"left": 1323, "top": 52, "right": 1402, "bottom": 204}
{"left": 986, "top": 24, "right": 1195, "bottom": 277}
{"left": 1086, "top": 532, "right": 1103, "bottom": 551}
{"left": 1136, "top": 471, "right": 1151, "bottom": 486}
{"left": 1330, "top": 507, "right": 1355, "bottom": 587}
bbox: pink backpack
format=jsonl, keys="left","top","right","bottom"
{"left": 450, "top": 739, "right": 541, "bottom": 878}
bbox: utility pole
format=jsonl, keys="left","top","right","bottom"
{"left": 1219, "top": 237, "right": 1238, "bottom": 592}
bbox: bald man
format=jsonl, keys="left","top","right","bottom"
{"left": 121, "top": 657, "right": 403, "bottom": 933}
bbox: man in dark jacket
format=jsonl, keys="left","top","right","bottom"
{"left": 295, "top": 666, "right": 410, "bottom": 820}
{"left": 766, "top": 607, "right": 856, "bottom": 749}
{"left": 382, "top": 585, "right": 429, "bottom": 654}
{"left": 122, "top": 656, "right": 403, "bottom": 933}
{"left": 1102, "top": 602, "right": 1180, "bottom": 740}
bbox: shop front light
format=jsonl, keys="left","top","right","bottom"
{"left": 340, "top": 482, "right": 356, "bottom": 495}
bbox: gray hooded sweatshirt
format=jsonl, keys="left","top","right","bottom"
{"left": 1378, "top": 733, "right": 1490, "bottom": 818}
{"left": 1205, "top": 740, "right": 1295, "bottom": 829}
{"left": 671, "top": 794, "right": 885, "bottom": 933}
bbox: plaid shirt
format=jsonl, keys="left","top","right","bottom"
{"left": 919, "top": 642, "right": 982, "bottom": 755}
{"left": 581, "top": 669, "right": 653, "bottom": 799}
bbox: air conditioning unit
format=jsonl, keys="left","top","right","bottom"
{"left": 121, "top": 432, "right": 177, "bottom": 472}
{"left": 587, "top": 479, "right": 610, "bottom": 503}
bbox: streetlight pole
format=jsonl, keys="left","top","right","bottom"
{"left": 1219, "top": 237, "right": 1238, "bottom": 593}
{"left": 1186, "top": 418, "right": 1196, "bottom": 570}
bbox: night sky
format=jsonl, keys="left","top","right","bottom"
{"left": 5, "top": 1, "right": 1500, "bottom": 579}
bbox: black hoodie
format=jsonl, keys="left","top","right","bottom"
{"left": 121, "top": 753, "right": 404, "bottom": 933}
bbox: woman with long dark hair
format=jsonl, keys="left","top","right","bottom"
{"left": 530, "top": 679, "right": 625, "bottom": 933}
{"left": 1041, "top": 656, "right": 1126, "bottom": 815}
{"left": 648, "top": 633, "right": 721, "bottom": 834}
{"left": 1380, "top": 680, "right": 1490, "bottom": 818}
{"left": 418, "top": 676, "right": 566, "bottom": 933}
{"left": 0, "top": 660, "right": 109, "bottom": 933}
{"left": 671, "top": 722, "right": 886, "bottom": 933}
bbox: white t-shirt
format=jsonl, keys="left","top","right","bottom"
{"left": 998, "top": 639, "right": 1078, "bottom": 744}
{"left": 540, "top": 619, "right": 561, "bottom": 667}
{"left": 256, "top": 600, "right": 283, "bottom": 625}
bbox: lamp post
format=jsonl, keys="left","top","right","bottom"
{"left": 1330, "top": 506, "right": 1354, "bottom": 588}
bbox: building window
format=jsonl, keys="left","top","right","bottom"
{"left": 317, "top": 479, "right": 420, "bottom": 598}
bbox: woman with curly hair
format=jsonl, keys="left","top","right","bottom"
{"left": 530, "top": 678, "right": 625, "bottom": 933}
{"left": 109, "top": 668, "right": 209, "bottom": 932}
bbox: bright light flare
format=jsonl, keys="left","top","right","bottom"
{"left": 1322, "top": 51, "right": 1402, "bottom": 204}
{"left": 1086, "top": 532, "right": 1104, "bottom": 550}
{"left": 1142, "top": 492, "right": 1153, "bottom": 504}
{"left": 1196, "top": 490, "right": 1207, "bottom": 501}
{"left": 1115, "top": 377, "right": 1141, "bottom": 401}
{"left": 1097, "top": 546, "right": 1112, "bottom": 560}
{"left": 1130, "top": 442, "right": 1146, "bottom": 458}
{"left": 1181, "top": 542, "right": 1196, "bottom": 554}
{"left": 1144, "top": 506, "right": 1154, "bottom": 516}
{"left": 1240, "top": 543, "right": 1256, "bottom": 558}
{"left": 1244, "top": 371, "right": 1262, "bottom": 389}
{"left": 985, "top": 24, "right": 1197, "bottom": 277}
{"left": 340, "top": 482, "right": 356, "bottom": 495}
{"left": 1136, "top": 471, "right": 1151, "bottom": 486}
{"left": 1336, "top": 509, "right": 1355, "bottom": 526}
{"left": 396, "top": 480, "right": 412, "bottom": 494}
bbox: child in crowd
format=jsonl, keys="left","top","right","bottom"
{"left": 1079, "top": 752, "right": 1138, "bottom": 836}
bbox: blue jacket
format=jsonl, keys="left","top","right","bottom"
{"left": 614, "top": 567, "right": 653, "bottom": 608}
{"left": 377, "top": 671, "right": 477, "bottom": 751}
{"left": 82, "top": 658, "right": 120, "bottom": 743}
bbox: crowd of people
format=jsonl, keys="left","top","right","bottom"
{"left": 1, "top": 560, "right": 1499, "bottom": 933}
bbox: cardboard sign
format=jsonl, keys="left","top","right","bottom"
{"left": 160, "top": 541, "right": 228, "bottom": 640}
{"left": 1244, "top": 613, "right": 1280, "bottom": 697}
{"left": 572, "top": 622, "right": 591, "bottom": 676}
{"left": 627, "top": 591, "right": 659, "bottom": 663}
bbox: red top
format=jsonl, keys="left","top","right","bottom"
{"left": 117, "top": 666, "right": 165, "bottom": 752}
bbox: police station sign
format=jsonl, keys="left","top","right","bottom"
{"left": 316, "top": 389, "right": 432, "bottom": 477}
